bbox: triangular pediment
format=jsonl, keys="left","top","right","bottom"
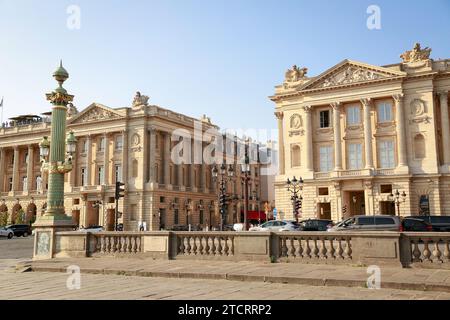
{"left": 68, "top": 103, "right": 124, "bottom": 124}
{"left": 299, "top": 60, "right": 406, "bottom": 91}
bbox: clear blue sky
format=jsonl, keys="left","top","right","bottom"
{"left": 0, "top": 0, "right": 449, "bottom": 136}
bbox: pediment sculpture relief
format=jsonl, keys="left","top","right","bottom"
{"left": 78, "top": 107, "right": 120, "bottom": 123}
{"left": 400, "top": 43, "right": 431, "bottom": 63}
{"left": 320, "top": 66, "right": 382, "bottom": 88}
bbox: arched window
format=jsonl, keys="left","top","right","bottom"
{"left": 291, "top": 145, "right": 301, "bottom": 167}
{"left": 132, "top": 159, "right": 138, "bottom": 178}
{"left": 414, "top": 134, "right": 426, "bottom": 159}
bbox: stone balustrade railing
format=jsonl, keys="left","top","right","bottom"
{"left": 47, "top": 230, "right": 450, "bottom": 269}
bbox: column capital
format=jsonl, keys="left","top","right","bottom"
{"left": 438, "top": 90, "right": 449, "bottom": 99}
{"left": 360, "top": 98, "right": 372, "bottom": 107}
{"left": 274, "top": 111, "right": 284, "bottom": 120}
{"left": 28, "top": 144, "right": 34, "bottom": 151}
{"left": 302, "top": 105, "right": 313, "bottom": 113}
{"left": 330, "top": 102, "right": 342, "bottom": 110}
{"left": 392, "top": 93, "right": 404, "bottom": 104}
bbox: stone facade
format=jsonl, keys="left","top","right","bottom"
{"left": 271, "top": 44, "right": 450, "bottom": 221}
{"left": 0, "top": 98, "right": 270, "bottom": 231}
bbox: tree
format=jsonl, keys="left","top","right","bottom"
{"left": 0, "top": 211, "right": 7, "bottom": 227}
{"left": 15, "top": 209, "right": 25, "bottom": 224}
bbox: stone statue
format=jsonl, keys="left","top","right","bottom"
{"left": 285, "top": 65, "right": 308, "bottom": 82}
{"left": 132, "top": 91, "right": 149, "bottom": 107}
{"left": 400, "top": 43, "right": 432, "bottom": 63}
{"left": 36, "top": 176, "right": 42, "bottom": 193}
{"left": 67, "top": 103, "right": 79, "bottom": 117}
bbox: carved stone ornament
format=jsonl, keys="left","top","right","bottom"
{"left": 410, "top": 99, "right": 427, "bottom": 117}
{"left": 289, "top": 129, "right": 305, "bottom": 137}
{"left": 66, "top": 103, "right": 79, "bottom": 118}
{"left": 285, "top": 65, "right": 308, "bottom": 83}
{"left": 400, "top": 43, "right": 432, "bottom": 63}
{"left": 320, "top": 66, "right": 382, "bottom": 88}
{"left": 37, "top": 232, "right": 50, "bottom": 256}
{"left": 274, "top": 111, "right": 284, "bottom": 120}
{"left": 132, "top": 133, "right": 140, "bottom": 146}
{"left": 132, "top": 91, "right": 150, "bottom": 108}
{"left": 290, "top": 114, "right": 303, "bottom": 129}
{"left": 80, "top": 107, "right": 120, "bottom": 123}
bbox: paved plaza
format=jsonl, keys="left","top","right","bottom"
{"left": 1, "top": 237, "right": 450, "bottom": 300}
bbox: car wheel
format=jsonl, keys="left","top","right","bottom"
{"left": 7, "top": 233, "right": 13, "bottom": 239}
{"left": 23, "top": 232, "right": 29, "bottom": 237}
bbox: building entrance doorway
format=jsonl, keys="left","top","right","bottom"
{"left": 348, "top": 191, "right": 365, "bottom": 216}
{"left": 106, "top": 209, "right": 115, "bottom": 231}
{"left": 71, "top": 210, "right": 80, "bottom": 226}
{"left": 379, "top": 201, "right": 395, "bottom": 215}
{"left": 317, "top": 203, "right": 331, "bottom": 220}
{"left": 86, "top": 201, "right": 99, "bottom": 227}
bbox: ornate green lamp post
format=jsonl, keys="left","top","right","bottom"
{"left": 33, "top": 61, "right": 77, "bottom": 260}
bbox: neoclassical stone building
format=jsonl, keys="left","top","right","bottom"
{"left": 271, "top": 43, "right": 450, "bottom": 221}
{"left": 0, "top": 93, "right": 267, "bottom": 231}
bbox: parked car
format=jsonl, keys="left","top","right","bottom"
{"left": 167, "top": 224, "right": 189, "bottom": 231}
{"left": 401, "top": 217, "right": 433, "bottom": 232}
{"left": 78, "top": 225, "right": 104, "bottom": 232}
{"left": 0, "top": 226, "right": 14, "bottom": 239}
{"left": 298, "top": 219, "right": 334, "bottom": 231}
{"left": 5, "top": 224, "right": 32, "bottom": 237}
{"left": 329, "top": 215, "right": 402, "bottom": 232}
{"left": 409, "top": 216, "right": 450, "bottom": 232}
{"left": 249, "top": 220, "right": 299, "bottom": 232}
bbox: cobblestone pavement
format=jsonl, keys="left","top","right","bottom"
{"left": 0, "top": 237, "right": 33, "bottom": 271}
{"left": 1, "top": 270, "right": 450, "bottom": 300}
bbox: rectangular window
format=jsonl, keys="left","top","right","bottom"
{"left": 377, "top": 102, "right": 393, "bottom": 123}
{"left": 379, "top": 140, "right": 395, "bottom": 168}
{"left": 82, "top": 140, "right": 87, "bottom": 153}
{"left": 98, "top": 166, "right": 105, "bottom": 185}
{"left": 115, "top": 135, "right": 123, "bottom": 151}
{"left": 174, "top": 209, "right": 179, "bottom": 225}
{"left": 98, "top": 137, "right": 105, "bottom": 152}
{"left": 114, "top": 165, "right": 122, "bottom": 183}
{"left": 348, "top": 143, "right": 363, "bottom": 169}
{"left": 81, "top": 167, "right": 87, "bottom": 186}
{"left": 319, "top": 110, "right": 330, "bottom": 128}
{"left": 319, "top": 146, "right": 333, "bottom": 172}
{"left": 199, "top": 210, "right": 204, "bottom": 224}
{"left": 347, "top": 106, "right": 361, "bottom": 125}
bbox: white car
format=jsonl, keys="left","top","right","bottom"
{"left": 232, "top": 223, "right": 244, "bottom": 231}
{"left": 249, "top": 220, "right": 299, "bottom": 232}
{"left": 0, "top": 226, "right": 14, "bottom": 239}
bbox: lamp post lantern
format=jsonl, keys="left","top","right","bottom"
{"left": 212, "top": 163, "right": 234, "bottom": 231}
{"left": 33, "top": 61, "right": 77, "bottom": 260}
{"left": 240, "top": 151, "right": 251, "bottom": 231}
{"left": 286, "top": 176, "right": 304, "bottom": 223}
{"left": 390, "top": 189, "right": 407, "bottom": 217}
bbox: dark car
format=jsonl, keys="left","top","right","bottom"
{"left": 168, "top": 224, "right": 189, "bottom": 231}
{"left": 401, "top": 217, "right": 432, "bottom": 232}
{"left": 410, "top": 216, "right": 450, "bottom": 232}
{"left": 5, "top": 224, "right": 32, "bottom": 237}
{"left": 298, "top": 219, "right": 334, "bottom": 231}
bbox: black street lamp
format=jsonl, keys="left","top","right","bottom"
{"left": 212, "top": 163, "right": 234, "bottom": 231}
{"left": 286, "top": 176, "right": 304, "bottom": 223}
{"left": 389, "top": 189, "right": 407, "bottom": 217}
{"left": 240, "top": 151, "right": 251, "bottom": 231}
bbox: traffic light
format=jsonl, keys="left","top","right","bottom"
{"left": 115, "top": 181, "right": 125, "bottom": 200}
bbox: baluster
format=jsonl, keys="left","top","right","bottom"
{"left": 296, "top": 238, "right": 304, "bottom": 258}
{"left": 432, "top": 239, "right": 443, "bottom": 263}
{"left": 319, "top": 238, "right": 327, "bottom": 259}
{"left": 336, "top": 238, "right": 344, "bottom": 259}
{"left": 223, "top": 236, "right": 229, "bottom": 256}
{"left": 210, "top": 236, "right": 217, "bottom": 255}
{"left": 197, "top": 236, "right": 204, "bottom": 255}
{"left": 423, "top": 239, "right": 432, "bottom": 262}
{"left": 111, "top": 236, "right": 117, "bottom": 253}
{"left": 304, "top": 238, "right": 312, "bottom": 258}
{"left": 444, "top": 240, "right": 450, "bottom": 262}
{"left": 216, "top": 237, "right": 223, "bottom": 256}
{"left": 328, "top": 239, "right": 335, "bottom": 259}
{"left": 121, "top": 237, "right": 127, "bottom": 253}
{"left": 203, "top": 236, "right": 210, "bottom": 255}
{"left": 412, "top": 240, "right": 422, "bottom": 262}
{"left": 107, "top": 237, "right": 112, "bottom": 253}
{"left": 191, "top": 236, "right": 198, "bottom": 255}
{"left": 344, "top": 238, "right": 352, "bottom": 259}
{"left": 281, "top": 237, "right": 288, "bottom": 257}
{"left": 178, "top": 236, "right": 185, "bottom": 255}
{"left": 290, "top": 238, "right": 296, "bottom": 258}
{"left": 185, "top": 236, "right": 192, "bottom": 255}
{"left": 312, "top": 238, "right": 319, "bottom": 259}
{"left": 100, "top": 236, "right": 105, "bottom": 253}
{"left": 229, "top": 236, "right": 234, "bottom": 256}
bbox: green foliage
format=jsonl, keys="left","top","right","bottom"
{"left": 15, "top": 209, "right": 25, "bottom": 224}
{"left": 270, "top": 255, "right": 277, "bottom": 263}
{"left": 0, "top": 211, "right": 7, "bottom": 227}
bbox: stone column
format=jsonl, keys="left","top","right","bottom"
{"left": 303, "top": 106, "right": 314, "bottom": 172}
{"left": 0, "top": 148, "right": 5, "bottom": 192}
{"left": 178, "top": 164, "right": 183, "bottom": 187}
{"left": 164, "top": 132, "right": 171, "bottom": 186}
{"left": 393, "top": 94, "right": 408, "bottom": 167}
{"left": 274, "top": 111, "right": 285, "bottom": 175}
{"left": 121, "top": 130, "right": 128, "bottom": 184}
{"left": 103, "top": 133, "right": 110, "bottom": 185}
{"left": 12, "top": 146, "right": 19, "bottom": 192}
{"left": 149, "top": 128, "right": 156, "bottom": 184}
{"left": 86, "top": 135, "right": 92, "bottom": 186}
{"left": 26, "top": 145, "right": 34, "bottom": 192}
{"left": 331, "top": 102, "right": 342, "bottom": 171}
{"left": 439, "top": 91, "right": 450, "bottom": 165}
{"left": 190, "top": 139, "right": 195, "bottom": 190}
{"left": 361, "top": 98, "right": 374, "bottom": 169}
